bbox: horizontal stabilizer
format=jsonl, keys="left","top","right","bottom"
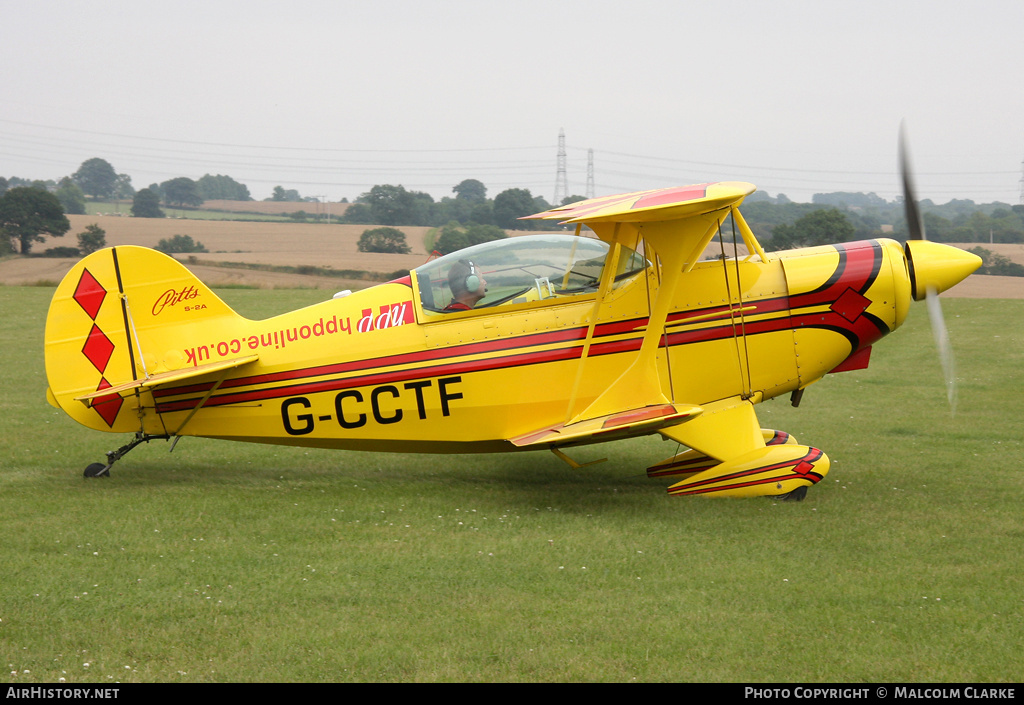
{"left": 511, "top": 403, "right": 702, "bottom": 448}
{"left": 74, "top": 355, "right": 259, "bottom": 406}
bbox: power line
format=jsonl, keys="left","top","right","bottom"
{"left": 0, "top": 118, "right": 549, "bottom": 154}
{"left": 1, "top": 118, "right": 1018, "bottom": 203}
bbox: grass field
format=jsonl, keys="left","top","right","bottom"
{"left": 1, "top": 286, "right": 1022, "bottom": 682}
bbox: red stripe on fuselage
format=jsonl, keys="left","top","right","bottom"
{"left": 155, "top": 345, "right": 585, "bottom": 413}
{"left": 154, "top": 325, "right": 593, "bottom": 400}
{"left": 154, "top": 241, "right": 890, "bottom": 413}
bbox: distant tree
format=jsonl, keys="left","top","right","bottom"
{"left": 270, "top": 186, "right": 302, "bottom": 202}
{"left": 921, "top": 212, "right": 955, "bottom": 242}
{"left": 434, "top": 221, "right": 507, "bottom": 255}
{"left": 155, "top": 234, "right": 207, "bottom": 254}
{"left": 363, "top": 184, "right": 417, "bottom": 225}
{"left": 357, "top": 227, "right": 412, "bottom": 254}
{"left": 55, "top": 177, "right": 87, "bottom": 214}
{"left": 72, "top": 158, "right": 118, "bottom": 200}
{"left": 452, "top": 179, "right": 487, "bottom": 203}
{"left": 469, "top": 201, "right": 494, "bottom": 225}
{"left": 769, "top": 208, "right": 855, "bottom": 250}
{"left": 433, "top": 221, "right": 469, "bottom": 254}
{"left": 77, "top": 224, "right": 106, "bottom": 255}
{"left": 113, "top": 174, "right": 135, "bottom": 201}
{"left": 493, "top": 188, "right": 536, "bottom": 229}
{"left": 0, "top": 177, "right": 8, "bottom": 197}
{"left": 197, "top": 174, "right": 251, "bottom": 201}
{"left": 0, "top": 186, "right": 71, "bottom": 254}
{"left": 340, "top": 202, "right": 373, "bottom": 224}
{"left": 812, "top": 191, "right": 888, "bottom": 208}
{"left": 131, "top": 188, "right": 165, "bottom": 218}
{"left": 407, "top": 190, "right": 438, "bottom": 225}
{"left": 42, "top": 246, "right": 82, "bottom": 258}
{"left": 160, "top": 177, "right": 203, "bottom": 208}
{"left": 967, "top": 246, "right": 1024, "bottom": 276}
{"left": 561, "top": 195, "right": 587, "bottom": 206}
{"left": 435, "top": 196, "right": 471, "bottom": 224}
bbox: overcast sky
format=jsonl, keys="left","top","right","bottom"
{"left": 2, "top": 0, "right": 1022, "bottom": 205}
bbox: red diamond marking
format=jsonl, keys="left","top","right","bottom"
{"left": 830, "top": 287, "right": 872, "bottom": 323}
{"left": 92, "top": 378, "right": 123, "bottom": 427}
{"left": 82, "top": 324, "right": 115, "bottom": 373}
{"left": 793, "top": 460, "right": 815, "bottom": 476}
{"left": 73, "top": 269, "right": 107, "bottom": 320}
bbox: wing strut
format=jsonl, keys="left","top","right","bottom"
{"left": 566, "top": 214, "right": 727, "bottom": 424}
{"left": 717, "top": 212, "right": 754, "bottom": 399}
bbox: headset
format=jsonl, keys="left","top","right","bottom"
{"left": 460, "top": 259, "right": 480, "bottom": 293}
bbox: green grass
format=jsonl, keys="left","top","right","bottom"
{"left": 2, "top": 287, "right": 1022, "bottom": 682}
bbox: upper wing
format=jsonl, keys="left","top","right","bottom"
{"left": 522, "top": 182, "right": 756, "bottom": 225}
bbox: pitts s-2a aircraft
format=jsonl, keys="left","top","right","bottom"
{"left": 44, "top": 162, "right": 981, "bottom": 498}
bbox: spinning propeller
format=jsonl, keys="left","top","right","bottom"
{"left": 899, "top": 125, "right": 979, "bottom": 416}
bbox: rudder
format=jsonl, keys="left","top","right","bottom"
{"left": 45, "top": 246, "right": 247, "bottom": 434}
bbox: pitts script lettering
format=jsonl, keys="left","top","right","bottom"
{"left": 152, "top": 286, "right": 201, "bottom": 316}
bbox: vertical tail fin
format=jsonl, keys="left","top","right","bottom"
{"left": 45, "top": 246, "right": 248, "bottom": 433}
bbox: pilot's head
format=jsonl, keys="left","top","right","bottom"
{"left": 448, "top": 259, "right": 486, "bottom": 305}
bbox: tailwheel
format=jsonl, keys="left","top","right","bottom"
{"left": 83, "top": 463, "right": 110, "bottom": 478}
{"left": 82, "top": 433, "right": 171, "bottom": 479}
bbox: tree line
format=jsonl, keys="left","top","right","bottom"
{"left": 742, "top": 192, "right": 1024, "bottom": 248}
{"left": 5, "top": 156, "right": 1024, "bottom": 259}
{"left": 1, "top": 159, "right": 254, "bottom": 216}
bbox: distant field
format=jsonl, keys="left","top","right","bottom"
{"left": 61, "top": 214, "right": 431, "bottom": 259}
{"left": 200, "top": 199, "right": 351, "bottom": 216}
{"left": 949, "top": 242, "right": 1024, "bottom": 265}
{"left": 86, "top": 200, "right": 351, "bottom": 217}
{"left": 938, "top": 243, "right": 1024, "bottom": 298}
{"left": 0, "top": 215, "right": 433, "bottom": 289}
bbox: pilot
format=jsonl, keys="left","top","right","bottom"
{"left": 444, "top": 259, "right": 487, "bottom": 311}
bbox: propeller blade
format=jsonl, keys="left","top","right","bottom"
{"left": 899, "top": 123, "right": 926, "bottom": 241}
{"left": 901, "top": 124, "right": 957, "bottom": 416}
{"left": 926, "top": 288, "right": 957, "bottom": 416}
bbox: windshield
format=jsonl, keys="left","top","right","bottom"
{"left": 415, "top": 234, "right": 648, "bottom": 313}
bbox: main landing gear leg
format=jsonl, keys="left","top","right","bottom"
{"left": 83, "top": 433, "right": 169, "bottom": 478}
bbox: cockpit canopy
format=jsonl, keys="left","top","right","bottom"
{"left": 414, "top": 234, "right": 648, "bottom": 313}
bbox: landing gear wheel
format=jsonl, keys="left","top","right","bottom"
{"left": 82, "top": 433, "right": 169, "bottom": 479}
{"left": 776, "top": 485, "right": 808, "bottom": 502}
{"left": 84, "top": 463, "right": 110, "bottom": 478}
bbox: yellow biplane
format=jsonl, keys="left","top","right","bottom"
{"left": 43, "top": 157, "right": 981, "bottom": 499}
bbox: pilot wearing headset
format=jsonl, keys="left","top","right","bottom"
{"left": 444, "top": 259, "right": 487, "bottom": 311}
